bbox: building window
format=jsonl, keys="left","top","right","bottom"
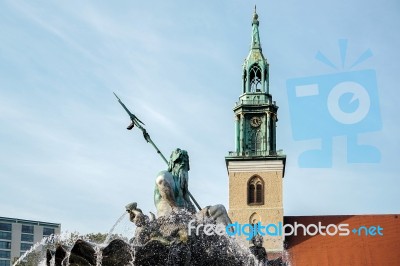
{"left": 0, "top": 242, "right": 11, "bottom": 249}
{"left": 21, "top": 225, "right": 33, "bottom": 234}
{"left": 0, "top": 251, "right": 10, "bottom": 259}
{"left": 249, "top": 64, "right": 262, "bottom": 92}
{"left": 0, "top": 260, "right": 10, "bottom": 266}
{"left": 43, "top": 228, "right": 55, "bottom": 236}
{"left": 20, "top": 243, "right": 32, "bottom": 251}
{"left": 0, "top": 224, "right": 11, "bottom": 232}
{"left": 251, "top": 129, "right": 262, "bottom": 153}
{"left": 0, "top": 232, "right": 11, "bottom": 240}
{"left": 21, "top": 234, "right": 33, "bottom": 242}
{"left": 247, "top": 176, "right": 264, "bottom": 205}
{"left": 249, "top": 212, "right": 261, "bottom": 225}
{"left": 256, "top": 183, "right": 263, "bottom": 201}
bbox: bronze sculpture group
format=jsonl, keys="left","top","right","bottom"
{"left": 44, "top": 96, "right": 273, "bottom": 265}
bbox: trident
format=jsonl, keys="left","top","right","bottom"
{"left": 113, "top": 92, "right": 201, "bottom": 211}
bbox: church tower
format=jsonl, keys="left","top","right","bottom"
{"left": 225, "top": 9, "right": 286, "bottom": 252}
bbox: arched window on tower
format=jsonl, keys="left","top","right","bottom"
{"left": 248, "top": 184, "right": 255, "bottom": 203}
{"left": 251, "top": 129, "right": 262, "bottom": 153}
{"left": 249, "top": 212, "right": 261, "bottom": 226}
{"left": 249, "top": 65, "right": 262, "bottom": 92}
{"left": 247, "top": 176, "right": 264, "bottom": 205}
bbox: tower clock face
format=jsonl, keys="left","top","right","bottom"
{"left": 250, "top": 116, "right": 262, "bottom": 127}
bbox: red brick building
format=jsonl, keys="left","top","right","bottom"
{"left": 283, "top": 214, "right": 400, "bottom": 265}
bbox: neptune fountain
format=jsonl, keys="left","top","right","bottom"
{"left": 44, "top": 148, "right": 256, "bottom": 266}
{"left": 15, "top": 95, "right": 286, "bottom": 265}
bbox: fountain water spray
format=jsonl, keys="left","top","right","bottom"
{"left": 103, "top": 212, "right": 127, "bottom": 245}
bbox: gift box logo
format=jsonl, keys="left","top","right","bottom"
{"left": 287, "top": 39, "right": 381, "bottom": 168}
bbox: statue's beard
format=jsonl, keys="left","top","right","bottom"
{"left": 178, "top": 168, "right": 188, "bottom": 180}
{"left": 172, "top": 164, "right": 188, "bottom": 177}
{"left": 172, "top": 165, "right": 189, "bottom": 188}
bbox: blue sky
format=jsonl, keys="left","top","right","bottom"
{"left": 0, "top": 1, "right": 399, "bottom": 234}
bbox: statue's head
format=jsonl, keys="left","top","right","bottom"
{"left": 168, "top": 148, "right": 190, "bottom": 172}
{"left": 251, "top": 234, "right": 263, "bottom": 247}
{"left": 125, "top": 202, "right": 137, "bottom": 212}
{"left": 125, "top": 202, "right": 146, "bottom": 226}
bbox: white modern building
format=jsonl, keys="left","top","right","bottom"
{"left": 0, "top": 216, "right": 61, "bottom": 266}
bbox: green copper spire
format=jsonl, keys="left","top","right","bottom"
{"left": 228, "top": 9, "right": 280, "bottom": 157}
{"left": 242, "top": 8, "right": 269, "bottom": 94}
{"left": 251, "top": 6, "right": 261, "bottom": 50}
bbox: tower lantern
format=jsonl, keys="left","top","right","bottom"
{"left": 243, "top": 7, "right": 269, "bottom": 94}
